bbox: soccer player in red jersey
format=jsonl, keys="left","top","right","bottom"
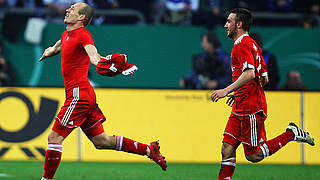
{"left": 39, "top": 3, "right": 166, "bottom": 180}
{"left": 210, "top": 8, "right": 315, "bottom": 180}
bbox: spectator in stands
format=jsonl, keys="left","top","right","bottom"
{"left": 268, "top": 0, "right": 294, "bottom": 12}
{"left": 118, "top": 0, "right": 159, "bottom": 24}
{"left": 0, "top": 40, "right": 15, "bottom": 86}
{"left": 191, "top": 0, "right": 224, "bottom": 29}
{"left": 162, "top": 0, "right": 192, "bottom": 24}
{"left": 294, "top": 0, "right": 319, "bottom": 15}
{"left": 43, "top": 0, "right": 84, "bottom": 17}
{"left": 180, "top": 32, "right": 231, "bottom": 89}
{"left": 250, "top": 32, "right": 280, "bottom": 90}
{"left": 295, "top": 0, "right": 319, "bottom": 27}
{"left": 228, "top": 0, "right": 266, "bottom": 11}
{"left": 87, "top": 0, "right": 119, "bottom": 9}
{"left": 86, "top": 0, "right": 120, "bottom": 24}
{"left": 2, "top": 0, "right": 43, "bottom": 8}
{"left": 280, "top": 70, "right": 307, "bottom": 91}
{"left": 0, "top": 0, "right": 5, "bottom": 7}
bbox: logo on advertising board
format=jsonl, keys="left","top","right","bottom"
{"left": 0, "top": 90, "right": 58, "bottom": 159}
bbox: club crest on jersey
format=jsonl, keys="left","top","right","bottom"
{"left": 66, "top": 36, "right": 69, "bottom": 41}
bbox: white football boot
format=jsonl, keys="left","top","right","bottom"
{"left": 286, "top": 122, "right": 315, "bottom": 146}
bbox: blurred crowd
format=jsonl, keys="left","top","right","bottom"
{"left": 0, "top": 0, "right": 315, "bottom": 90}
{"left": 0, "top": 0, "right": 319, "bottom": 27}
{"left": 180, "top": 31, "right": 308, "bottom": 91}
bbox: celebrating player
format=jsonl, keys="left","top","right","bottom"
{"left": 210, "top": 8, "right": 315, "bottom": 180}
{"left": 39, "top": 3, "right": 166, "bottom": 180}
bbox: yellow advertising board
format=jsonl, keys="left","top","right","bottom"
{"left": 304, "top": 92, "right": 320, "bottom": 164}
{"left": 0, "top": 88, "right": 78, "bottom": 161}
{"left": 82, "top": 90, "right": 303, "bottom": 164}
{"left": 0, "top": 88, "right": 319, "bottom": 164}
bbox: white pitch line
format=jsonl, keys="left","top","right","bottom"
{"left": 0, "top": 173, "right": 9, "bottom": 177}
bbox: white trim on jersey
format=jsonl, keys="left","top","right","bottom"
{"left": 262, "top": 72, "right": 268, "bottom": 77}
{"left": 247, "top": 64, "right": 255, "bottom": 70}
{"left": 61, "top": 87, "right": 79, "bottom": 126}
{"left": 242, "top": 62, "right": 255, "bottom": 72}
{"left": 234, "top": 34, "right": 249, "bottom": 45}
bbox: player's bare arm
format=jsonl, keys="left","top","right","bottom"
{"left": 39, "top": 40, "right": 62, "bottom": 61}
{"left": 261, "top": 75, "right": 269, "bottom": 86}
{"left": 84, "top": 44, "right": 101, "bottom": 66}
{"left": 211, "top": 68, "right": 255, "bottom": 102}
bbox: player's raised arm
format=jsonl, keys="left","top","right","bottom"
{"left": 39, "top": 40, "right": 62, "bottom": 61}
{"left": 211, "top": 68, "right": 255, "bottom": 102}
{"left": 84, "top": 44, "right": 100, "bottom": 66}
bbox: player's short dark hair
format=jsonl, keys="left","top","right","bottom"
{"left": 202, "top": 32, "right": 221, "bottom": 49}
{"left": 78, "top": 4, "right": 94, "bottom": 26}
{"left": 249, "top": 32, "right": 263, "bottom": 47}
{"left": 230, "top": 8, "right": 253, "bottom": 32}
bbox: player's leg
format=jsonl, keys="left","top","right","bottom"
{"left": 41, "top": 120, "right": 74, "bottom": 180}
{"left": 82, "top": 105, "right": 167, "bottom": 170}
{"left": 218, "top": 114, "right": 241, "bottom": 180}
{"left": 244, "top": 114, "right": 314, "bottom": 163}
{"left": 82, "top": 122, "right": 167, "bottom": 170}
{"left": 219, "top": 142, "right": 239, "bottom": 180}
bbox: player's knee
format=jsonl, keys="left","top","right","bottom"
{"left": 221, "top": 143, "right": 235, "bottom": 159}
{"left": 48, "top": 132, "right": 64, "bottom": 144}
{"left": 93, "top": 135, "right": 115, "bottom": 149}
{"left": 245, "top": 154, "right": 263, "bottom": 163}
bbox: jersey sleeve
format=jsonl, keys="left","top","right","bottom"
{"left": 260, "top": 55, "right": 268, "bottom": 77}
{"left": 80, "top": 30, "right": 95, "bottom": 47}
{"left": 235, "top": 44, "right": 255, "bottom": 72}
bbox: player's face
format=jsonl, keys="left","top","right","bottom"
{"left": 64, "top": 3, "right": 82, "bottom": 25}
{"left": 224, "top": 13, "right": 237, "bottom": 39}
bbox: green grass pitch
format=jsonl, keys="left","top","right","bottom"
{"left": 0, "top": 161, "right": 319, "bottom": 180}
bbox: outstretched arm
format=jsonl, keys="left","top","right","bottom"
{"left": 84, "top": 44, "right": 101, "bottom": 66}
{"left": 211, "top": 68, "right": 255, "bottom": 102}
{"left": 39, "top": 40, "right": 61, "bottom": 61}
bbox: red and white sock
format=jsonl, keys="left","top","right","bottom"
{"left": 218, "top": 157, "right": 236, "bottom": 180}
{"left": 42, "top": 143, "right": 63, "bottom": 179}
{"left": 115, "top": 136, "right": 149, "bottom": 156}
{"left": 260, "top": 131, "right": 295, "bottom": 158}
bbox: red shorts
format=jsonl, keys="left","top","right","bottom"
{"left": 53, "top": 86, "right": 106, "bottom": 138}
{"left": 52, "top": 119, "right": 105, "bottom": 138}
{"left": 223, "top": 112, "right": 267, "bottom": 155}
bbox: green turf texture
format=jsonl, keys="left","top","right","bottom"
{"left": 0, "top": 161, "right": 319, "bottom": 180}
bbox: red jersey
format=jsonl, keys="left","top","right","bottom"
{"left": 60, "top": 27, "right": 94, "bottom": 91}
{"left": 230, "top": 34, "right": 268, "bottom": 116}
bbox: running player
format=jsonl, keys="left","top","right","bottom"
{"left": 39, "top": 3, "right": 166, "bottom": 180}
{"left": 210, "top": 8, "right": 315, "bottom": 180}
